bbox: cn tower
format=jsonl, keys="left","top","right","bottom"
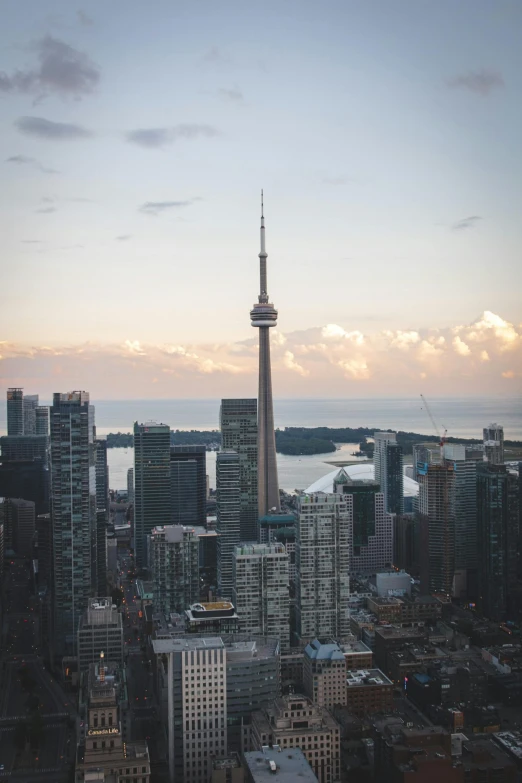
{"left": 250, "top": 192, "right": 280, "bottom": 515}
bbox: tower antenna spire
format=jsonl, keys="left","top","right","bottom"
{"left": 261, "top": 189, "right": 264, "bottom": 218}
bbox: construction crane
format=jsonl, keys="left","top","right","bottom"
{"left": 420, "top": 393, "right": 447, "bottom": 458}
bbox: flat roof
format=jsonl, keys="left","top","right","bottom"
{"left": 152, "top": 636, "right": 224, "bottom": 654}
{"left": 243, "top": 747, "right": 318, "bottom": 783}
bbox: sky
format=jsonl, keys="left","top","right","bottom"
{"left": 1, "top": 0, "right": 521, "bottom": 399}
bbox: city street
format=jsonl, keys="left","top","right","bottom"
{"left": 0, "top": 559, "right": 75, "bottom": 780}
{"left": 118, "top": 549, "right": 167, "bottom": 769}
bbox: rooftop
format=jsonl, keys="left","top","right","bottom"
{"left": 152, "top": 636, "right": 224, "bottom": 654}
{"left": 304, "top": 638, "right": 345, "bottom": 662}
{"left": 346, "top": 668, "right": 392, "bottom": 687}
{"left": 243, "top": 747, "right": 318, "bottom": 782}
{"left": 305, "top": 465, "right": 419, "bottom": 497}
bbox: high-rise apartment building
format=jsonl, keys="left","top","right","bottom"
{"left": 133, "top": 422, "right": 171, "bottom": 567}
{"left": 6, "top": 388, "right": 24, "bottom": 435}
{"left": 95, "top": 439, "right": 110, "bottom": 514}
{"left": 23, "top": 394, "right": 39, "bottom": 435}
{"left": 217, "top": 451, "right": 241, "bottom": 599}
{"left": 35, "top": 405, "right": 49, "bottom": 436}
{"left": 127, "top": 467, "right": 134, "bottom": 503}
{"left": 149, "top": 525, "right": 200, "bottom": 614}
{"left": 170, "top": 445, "right": 207, "bottom": 527}
{"left": 50, "top": 391, "right": 96, "bottom": 656}
{"left": 220, "top": 399, "right": 258, "bottom": 541}
{"left": 250, "top": 197, "right": 280, "bottom": 516}
{"left": 477, "top": 464, "right": 519, "bottom": 621}
{"left": 152, "top": 636, "right": 228, "bottom": 783}
{"left": 373, "top": 432, "right": 404, "bottom": 515}
{"left": 483, "top": 423, "right": 504, "bottom": 465}
{"left": 443, "top": 444, "right": 479, "bottom": 599}
{"left": 232, "top": 542, "right": 290, "bottom": 650}
{"left": 77, "top": 597, "right": 124, "bottom": 673}
{"left": 417, "top": 463, "right": 455, "bottom": 595}
{"left": 337, "top": 478, "right": 393, "bottom": 574}
{"left": 296, "top": 493, "right": 350, "bottom": 643}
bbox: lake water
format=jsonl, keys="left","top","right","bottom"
{"left": 107, "top": 441, "right": 364, "bottom": 493}
{"left": 1, "top": 396, "right": 519, "bottom": 491}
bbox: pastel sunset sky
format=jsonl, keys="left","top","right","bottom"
{"left": 1, "top": 0, "right": 521, "bottom": 398}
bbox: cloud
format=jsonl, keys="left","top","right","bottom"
{"left": 77, "top": 9, "right": 94, "bottom": 26}
{"left": 337, "top": 358, "right": 370, "bottom": 380}
{"left": 126, "top": 124, "right": 220, "bottom": 148}
{"left": 1, "top": 311, "right": 520, "bottom": 397}
{"left": 124, "top": 340, "right": 146, "bottom": 355}
{"left": 322, "top": 324, "right": 364, "bottom": 345}
{"left": 283, "top": 351, "right": 309, "bottom": 376}
{"left": 452, "top": 336, "right": 471, "bottom": 356}
{"left": 466, "top": 310, "right": 519, "bottom": 350}
{"left": 202, "top": 47, "right": 231, "bottom": 65}
{"left": 219, "top": 87, "right": 243, "bottom": 103}
{"left": 5, "top": 154, "right": 58, "bottom": 174}
{"left": 35, "top": 206, "right": 57, "bottom": 214}
{"left": 0, "top": 35, "right": 99, "bottom": 99}
{"left": 447, "top": 70, "right": 504, "bottom": 96}
{"left": 15, "top": 116, "right": 92, "bottom": 140}
{"left": 139, "top": 200, "right": 193, "bottom": 216}
{"left": 116, "top": 235, "right": 131, "bottom": 241}
{"left": 386, "top": 330, "right": 420, "bottom": 350}
{"left": 451, "top": 215, "right": 482, "bottom": 231}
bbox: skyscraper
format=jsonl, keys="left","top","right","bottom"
{"left": 6, "top": 388, "right": 24, "bottom": 435}
{"left": 373, "top": 432, "right": 404, "bottom": 515}
{"left": 127, "top": 467, "right": 134, "bottom": 503}
{"left": 133, "top": 422, "right": 171, "bottom": 568}
{"left": 216, "top": 451, "right": 241, "bottom": 598}
{"left": 477, "top": 464, "right": 519, "bottom": 621}
{"left": 250, "top": 194, "right": 280, "bottom": 516}
{"left": 296, "top": 492, "right": 351, "bottom": 643}
{"left": 338, "top": 478, "right": 393, "bottom": 574}
{"left": 232, "top": 542, "right": 290, "bottom": 650}
{"left": 23, "top": 394, "right": 39, "bottom": 435}
{"left": 220, "top": 399, "right": 258, "bottom": 540}
{"left": 417, "top": 463, "right": 455, "bottom": 595}
{"left": 50, "top": 391, "right": 96, "bottom": 655}
{"left": 483, "top": 423, "right": 504, "bottom": 465}
{"left": 170, "top": 445, "right": 207, "bottom": 526}
{"left": 95, "top": 439, "right": 110, "bottom": 515}
{"left": 443, "top": 444, "right": 479, "bottom": 599}
{"left": 149, "top": 525, "right": 200, "bottom": 614}
{"left": 35, "top": 405, "right": 49, "bottom": 436}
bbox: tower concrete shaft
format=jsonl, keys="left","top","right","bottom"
{"left": 250, "top": 193, "right": 280, "bottom": 515}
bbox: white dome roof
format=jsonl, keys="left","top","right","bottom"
{"left": 305, "top": 464, "right": 419, "bottom": 497}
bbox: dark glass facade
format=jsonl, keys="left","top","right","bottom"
{"left": 170, "top": 445, "right": 207, "bottom": 526}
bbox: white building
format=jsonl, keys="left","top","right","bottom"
{"left": 152, "top": 636, "right": 227, "bottom": 783}
{"left": 305, "top": 469, "right": 394, "bottom": 576}
{"left": 232, "top": 543, "right": 290, "bottom": 651}
{"left": 296, "top": 493, "right": 351, "bottom": 643}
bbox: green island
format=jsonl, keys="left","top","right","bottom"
{"left": 105, "top": 427, "right": 522, "bottom": 457}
